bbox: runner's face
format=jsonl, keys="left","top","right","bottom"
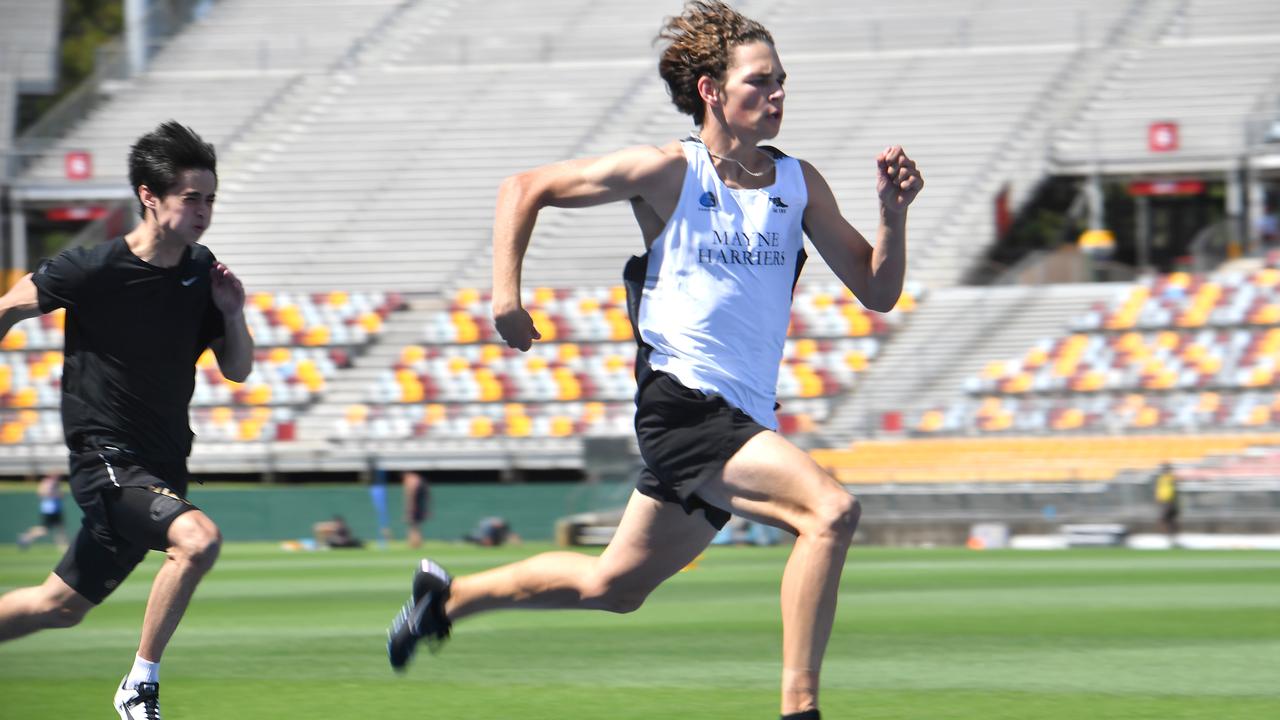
{"left": 147, "top": 168, "right": 216, "bottom": 243}
{"left": 717, "top": 41, "right": 786, "bottom": 139}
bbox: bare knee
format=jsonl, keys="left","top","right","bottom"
{"left": 41, "top": 596, "right": 90, "bottom": 628}
{"left": 801, "top": 492, "right": 861, "bottom": 543}
{"left": 579, "top": 576, "right": 651, "bottom": 615}
{"left": 33, "top": 582, "right": 92, "bottom": 629}
{"left": 168, "top": 513, "right": 222, "bottom": 572}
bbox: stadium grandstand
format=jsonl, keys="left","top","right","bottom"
{"left": 2, "top": 0, "right": 1280, "bottom": 543}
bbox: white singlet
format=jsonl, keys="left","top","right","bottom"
{"left": 635, "top": 138, "right": 808, "bottom": 429}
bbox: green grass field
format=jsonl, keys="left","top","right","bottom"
{"left": 1, "top": 542, "right": 1278, "bottom": 719}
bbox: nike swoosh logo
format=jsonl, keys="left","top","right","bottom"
{"left": 181, "top": 277, "right": 198, "bottom": 286}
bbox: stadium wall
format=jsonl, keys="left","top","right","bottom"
{"left": 0, "top": 482, "right": 593, "bottom": 543}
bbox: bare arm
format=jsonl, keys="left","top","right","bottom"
{"left": 801, "top": 146, "right": 923, "bottom": 313}
{"left": 492, "top": 144, "right": 683, "bottom": 351}
{"left": 208, "top": 262, "right": 254, "bottom": 382}
{"left": 0, "top": 275, "right": 43, "bottom": 340}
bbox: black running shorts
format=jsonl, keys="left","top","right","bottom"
{"left": 633, "top": 371, "right": 767, "bottom": 530}
{"left": 54, "top": 448, "right": 197, "bottom": 604}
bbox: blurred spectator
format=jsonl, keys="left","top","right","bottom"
{"left": 1257, "top": 200, "right": 1279, "bottom": 249}
{"left": 463, "top": 516, "right": 520, "bottom": 547}
{"left": 16, "top": 474, "right": 67, "bottom": 550}
{"left": 1153, "top": 463, "right": 1180, "bottom": 543}
{"left": 402, "top": 471, "right": 432, "bottom": 549}
{"left": 313, "top": 515, "right": 364, "bottom": 549}
{"left": 711, "top": 517, "right": 781, "bottom": 546}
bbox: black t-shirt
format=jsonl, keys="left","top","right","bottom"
{"left": 31, "top": 238, "right": 226, "bottom": 462}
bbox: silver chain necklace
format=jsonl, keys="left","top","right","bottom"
{"left": 692, "top": 134, "right": 774, "bottom": 178}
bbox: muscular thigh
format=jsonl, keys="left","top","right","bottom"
{"left": 696, "top": 430, "right": 849, "bottom": 535}
{"left": 593, "top": 491, "right": 718, "bottom": 591}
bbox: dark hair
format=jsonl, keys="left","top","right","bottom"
{"left": 655, "top": 1, "right": 774, "bottom": 124}
{"left": 127, "top": 121, "right": 217, "bottom": 217}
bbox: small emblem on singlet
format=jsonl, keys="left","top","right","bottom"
{"left": 181, "top": 276, "right": 199, "bottom": 286}
{"left": 698, "top": 191, "right": 717, "bottom": 208}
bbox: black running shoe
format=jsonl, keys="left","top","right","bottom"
{"left": 387, "top": 558, "right": 452, "bottom": 671}
{"left": 114, "top": 677, "right": 161, "bottom": 720}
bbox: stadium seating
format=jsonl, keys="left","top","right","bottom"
{"left": 0, "top": 291, "right": 404, "bottom": 446}
{"left": 1053, "top": 0, "right": 1280, "bottom": 168}
{"left": 918, "top": 265, "right": 1280, "bottom": 434}
{"left": 336, "top": 281, "right": 919, "bottom": 440}
{"left": 9, "top": 0, "right": 1280, "bottom": 475}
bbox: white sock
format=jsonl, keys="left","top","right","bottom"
{"left": 125, "top": 654, "right": 160, "bottom": 689}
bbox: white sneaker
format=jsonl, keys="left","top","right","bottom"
{"left": 114, "top": 677, "right": 162, "bottom": 720}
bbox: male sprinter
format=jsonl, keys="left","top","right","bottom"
{"left": 386, "top": 3, "right": 922, "bottom": 718}
{"left": 0, "top": 121, "right": 253, "bottom": 719}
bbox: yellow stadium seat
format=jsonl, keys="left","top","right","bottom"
{"left": 506, "top": 415, "right": 532, "bottom": 437}
{"left": 278, "top": 305, "right": 305, "bottom": 332}
{"left": 1052, "top": 408, "right": 1084, "bottom": 430}
{"left": 469, "top": 416, "right": 494, "bottom": 438}
{"left": 1, "top": 422, "right": 24, "bottom": 444}
{"left": 917, "top": 409, "right": 944, "bottom": 432}
{"left": 245, "top": 385, "right": 272, "bottom": 404}
{"left": 451, "top": 311, "right": 481, "bottom": 344}
{"left": 480, "top": 344, "right": 503, "bottom": 364}
{"left": 529, "top": 310, "right": 557, "bottom": 341}
{"left": 554, "top": 367, "right": 582, "bottom": 401}
{"left": 399, "top": 377, "right": 425, "bottom": 403}
{"left": 303, "top": 326, "right": 331, "bottom": 346}
{"left": 12, "top": 387, "right": 37, "bottom": 408}
{"left": 238, "top": 420, "right": 263, "bottom": 441}
{"left": 424, "top": 404, "right": 447, "bottom": 425}
{"left": 359, "top": 312, "right": 382, "bottom": 333}
{"left": 0, "top": 329, "right": 26, "bottom": 350}
{"left": 550, "top": 416, "right": 575, "bottom": 436}
{"left": 842, "top": 306, "right": 872, "bottom": 336}
{"left": 345, "top": 404, "right": 369, "bottom": 424}
{"left": 605, "top": 308, "right": 632, "bottom": 341}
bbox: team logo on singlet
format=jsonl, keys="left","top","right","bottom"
{"left": 769, "top": 196, "right": 789, "bottom": 213}
{"left": 698, "top": 191, "right": 717, "bottom": 209}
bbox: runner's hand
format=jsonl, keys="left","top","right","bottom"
{"left": 210, "top": 262, "right": 245, "bottom": 315}
{"left": 876, "top": 146, "right": 923, "bottom": 214}
{"left": 494, "top": 303, "right": 541, "bottom": 351}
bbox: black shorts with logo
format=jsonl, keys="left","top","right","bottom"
{"left": 633, "top": 372, "right": 767, "bottom": 530}
{"left": 54, "top": 447, "right": 197, "bottom": 604}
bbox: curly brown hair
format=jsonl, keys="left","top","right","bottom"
{"left": 656, "top": 1, "right": 774, "bottom": 124}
